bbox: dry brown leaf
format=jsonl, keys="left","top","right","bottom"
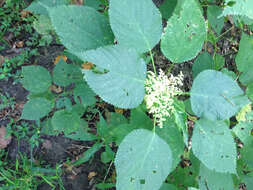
{"left": 115, "top": 108, "right": 124, "bottom": 114}
{"left": 16, "top": 41, "right": 24, "bottom": 48}
{"left": 20, "top": 10, "right": 31, "bottom": 18}
{"left": 0, "top": 55, "right": 4, "bottom": 67}
{"left": 82, "top": 62, "right": 93, "bottom": 70}
{"left": 0, "top": 126, "right": 12, "bottom": 149}
{"left": 54, "top": 55, "right": 67, "bottom": 65}
{"left": 50, "top": 84, "right": 63, "bottom": 94}
{"left": 88, "top": 171, "right": 97, "bottom": 180}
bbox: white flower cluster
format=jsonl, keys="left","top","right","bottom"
{"left": 145, "top": 69, "right": 184, "bottom": 128}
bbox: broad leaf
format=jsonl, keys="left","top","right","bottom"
{"left": 53, "top": 58, "right": 83, "bottom": 86}
{"left": 109, "top": 0, "right": 162, "bottom": 53}
{"left": 26, "top": 0, "right": 68, "bottom": 15}
{"left": 22, "top": 98, "right": 53, "bottom": 120}
{"left": 21, "top": 65, "right": 51, "bottom": 94}
{"left": 198, "top": 163, "right": 234, "bottom": 190}
{"left": 74, "top": 82, "right": 96, "bottom": 107}
{"left": 161, "top": 0, "right": 206, "bottom": 63}
{"left": 191, "top": 70, "right": 249, "bottom": 121}
{"left": 115, "top": 129, "right": 172, "bottom": 190}
{"left": 159, "top": 183, "right": 177, "bottom": 190}
{"left": 78, "top": 45, "right": 146, "bottom": 109}
{"left": 49, "top": 5, "right": 114, "bottom": 52}
{"left": 207, "top": 5, "right": 224, "bottom": 35}
{"left": 191, "top": 119, "right": 237, "bottom": 173}
{"left": 233, "top": 121, "right": 253, "bottom": 145}
{"left": 222, "top": 0, "right": 253, "bottom": 20}
{"left": 247, "top": 83, "right": 253, "bottom": 101}
{"left": 235, "top": 33, "right": 253, "bottom": 85}
{"left": 159, "top": 0, "right": 177, "bottom": 19}
{"left": 192, "top": 52, "right": 213, "bottom": 78}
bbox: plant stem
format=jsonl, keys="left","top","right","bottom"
{"left": 149, "top": 49, "right": 157, "bottom": 76}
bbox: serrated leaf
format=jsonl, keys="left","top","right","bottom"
{"left": 236, "top": 33, "right": 253, "bottom": 85}
{"left": 49, "top": 5, "right": 114, "bottom": 52}
{"left": 115, "top": 129, "right": 172, "bottom": 190}
{"left": 222, "top": 0, "right": 253, "bottom": 20}
{"left": 191, "top": 70, "right": 249, "bottom": 121}
{"left": 78, "top": 45, "right": 146, "bottom": 109}
{"left": 207, "top": 5, "right": 224, "bottom": 35}
{"left": 161, "top": 0, "right": 206, "bottom": 63}
{"left": 198, "top": 163, "right": 234, "bottom": 190}
{"left": 22, "top": 98, "right": 53, "bottom": 120}
{"left": 51, "top": 110, "right": 82, "bottom": 135}
{"left": 26, "top": 0, "right": 68, "bottom": 15}
{"left": 191, "top": 119, "right": 237, "bottom": 173}
{"left": 109, "top": 0, "right": 162, "bottom": 53}
{"left": 21, "top": 65, "right": 51, "bottom": 94}
{"left": 192, "top": 52, "right": 213, "bottom": 78}
{"left": 53, "top": 58, "right": 83, "bottom": 86}
{"left": 156, "top": 120, "right": 184, "bottom": 171}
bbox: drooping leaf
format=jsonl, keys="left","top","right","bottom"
{"left": 235, "top": 33, "right": 253, "bottom": 85}
{"left": 207, "top": 5, "right": 224, "bottom": 35}
{"left": 78, "top": 45, "right": 146, "bottom": 109}
{"left": 192, "top": 52, "right": 213, "bottom": 78}
{"left": 26, "top": 0, "right": 68, "bottom": 15}
{"left": 49, "top": 5, "right": 114, "bottom": 52}
{"left": 109, "top": 0, "right": 162, "bottom": 53}
{"left": 21, "top": 65, "right": 51, "bottom": 94}
{"left": 156, "top": 120, "right": 184, "bottom": 171}
{"left": 198, "top": 163, "right": 234, "bottom": 190}
{"left": 191, "top": 119, "right": 237, "bottom": 174}
{"left": 222, "top": 0, "right": 253, "bottom": 20}
{"left": 191, "top": 70, "right": 249, "bottom": 121}
{"left": 22, "top": 98, "right": 53, "bottom": 120}
{"left": 53, "top": 58, "right": 83, "bottom": 86}
{"left": 115, "top": 129, "right": 172, "bottom": 190}
{"left": 161, "top": 0, "right": 206, "bottom": 63}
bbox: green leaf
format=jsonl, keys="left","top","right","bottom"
{"left": 242, "top": 174, "right": 253, "bottom": 189}
{"left": 21, "top": 98, "right": 53, "bottom": 120}
{"left": 115, "top": 129, "right": 172, "bottom": 190}
{"left": 247, "top": 83, "right": 253, "bottom": 101}
{"left": 74, "top": 82, "right": 96, "bottom": 107}
{"left": 95, "top": 183, "right": 115, "bottom": 190}
{"left": 236, "top": 33, "right": 253, "bottom": 85}
{"left": 159, "top": 0, "right": 177, "bottom": 19}
{"left": 73, "top": 142, "right": 102, "bottom": 166}
{"left": 156, "top": 120, "right": 184, "bottom": 171}
{"left": 53, "top": 58, "right": 82, "bottom": 86}
{"left": 26, "top": 0, "right": 68, "bottom": 15}
{"left": 191, "top": 119, "right": 237, "bottom": 174}
{"left": 109, "top": 0, "right": 162, "bottom": 53}
{"left": 221, "top": 68, "right": 237, "bottom": 80}
{"left": 233, "top": 121, "right": 253, "bottom": 144}
{"left": 85, "top": 0, "right": 101, "bottom": 10}
{"left": 214, "top": 53, "right": 225, "bottom": 70}
{"left": 21, "top": 65, "right": 51, "bottom": 94}
{"left": 207, "top": 5, "right": 224, "bottom": 35}
{"left": 222, "top": 0, "right": 253, "bottom": 20}
{"left": 191, "top": 70, "right": 249, "bottom": 121}
{"left": 51, "top": 110, "right": 82, "bottom": 135}
{"left": 192, "top": 52, "right": 213, "bottom": 78}
{"left": 161, "top": 0, "right": 206, "bottom": 63}
{"left": 240, "top": 140, "right": 253, "bottom": 169}
{"left": 198, "top": 163, "right": 234, "bottom": 190}
{"left": 33, "top": 15, "right": 53, "bottom": 35}
{"left": 49, "top": 5, "right": 114, "bottom": 52}
{"left": 159, "top": 183, "right": 177, "bottom": 190}
{"left": 66, "top": 127, "right": 97, "bottom": 141}
{"left": 78, "top": 45, "right": 146, "bottom": 109}
{"left": 101, "top": 145, "right": 115, "bottom": 163}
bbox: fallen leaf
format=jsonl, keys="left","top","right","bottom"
{"left": 16, "top": 41, "right": 24, "bottom": 48}
{"left": 88, "top": 171, "right": 97, "bottom": 180}
{"left": 50, "top": 84, "right": 63, "bottom": 94}
{"left": 54, "top": 55, "right": 67, "bottom": 65}
{"left": 21, "top": 10, "right": 31, "bottom": 18}
{"left": 115, "top": 108, "right": 124, "bottom": 114}
{"left": 0, "top": 126, "right": 12, "bottom": 149}
{"left": 82, "top": 62, "right": 93, "bottom": 70}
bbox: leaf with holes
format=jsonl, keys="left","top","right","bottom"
{"left": 49, "top": 5, "right": 114, "bottom": 52}
{"left": 198, "top": 163, "right": 234, "bottom": 190}
{"left": 109, "top": 0, "right": 162, "bottom": 53}
{"left": 161, "top": 0, "right": 206, "bottom": 63}
{"left": 115, "top": 129, "right": 172, "bottom": 190}
{"left": 21, "top": 98, "right": 53, "bottom": 121}
{"left": 191, "top": 70, "right": 249, "bottom": 121}
{"left": 222, "top": 0, "right": 253, "bottom": 20}
{"left": 77, "top": 45, "right": 146, "bottom": 109}
{"left": 191, "top": 119, "right": 237, "bottom": 174}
